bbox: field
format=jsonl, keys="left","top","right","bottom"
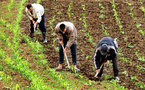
{"left": 0, "top": 0, "right": 145, "bottom": 89}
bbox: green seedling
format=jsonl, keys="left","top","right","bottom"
{"left": 126, "top": 2, "right": 132, "bottom": 6}
{"left": 119, "top": 25, "right": 123, "bottom": 30}
{"left": 122, "top": 71, "right": 129, "bottom": 77}
{"left": 99, "top": 14, "right": 105, "bottom": 19}
{"left": 104, "top": 75, "right": 112, "bottom": 80}
{"left": 136, "top": 82, "right": 145, "bottom": 89}
{"left": 57, "top": 11, "right": 62, "bottom": 15}
{"left": 48, "top": 15, "right": 56, "bottom": 25}
{"left": 129, "top": 8, "right": 137, "bottom": 20}
{"left": 85, "top": 80, "right": 92, "bottom": 86}
{"left": 130, "top": 76, "right": 138, "bottom": 82}
{"left": 122, "top": 57, "right": 128, "bottom": 63}
{"left": 139, "top": 30, "right": 144, "bottom": 37}
{"left": 82, "top": 4, "right": 86, "bottom": 11}
{"left": 135, "top": 52, "right": 145, "bottom": 62}
{"left": 124, "top": 37, "right": 128, "bottom": 42}
{"left": 67, "top": 2, "right": 73, "bottom": 18}
{"left": 140, "top": 6, "right": 145, "bottom": 14}
{"left": 86, "top": 55, "right": 91, "bottom": 60}
{"left": 136, "top": 24, "right": 142, "bottom": 29}
{"left": 8, "top": 0, "right": 14, "bottom": 11}
{"left": 120, "top": 31, "right": 124, "bottom": 34}
{"left": 36, "top": 0, "right": 41, "bottom": 4}
{"left": 127, "top": 42, "right": 134, "bottom": 48}
{"left": 139, "top": 66, "right": 145, "bottom": 71}
{"left": 100, "top": 10, "right": 104, "bottom": 14}
{"left": 88, "top": 36, "right": 93, "bottom": 43}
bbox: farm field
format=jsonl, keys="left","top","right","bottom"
{"left": 0, "top": 0, "right": 145, "bottom": 90}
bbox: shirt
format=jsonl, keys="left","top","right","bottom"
{"left": 94, "top": 37, "right": 118, "bottom": 69}
{"left": 25, "top": 3, "right": 44, "bottom": 23}
{"left": 55, "top": 21, "right": 77, "bottom": 49}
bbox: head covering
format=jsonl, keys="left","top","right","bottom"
{"left": 101, "top": 44, "right": 108, "bottom": 55}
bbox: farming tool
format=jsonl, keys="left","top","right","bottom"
{"left": 34, "top": 27, "right": 36, "bottom": 32}
{"left": 94, "top": 62, "right": 105, "bottom": 78}
{"left": 61, "top": 45, "right": 71, "bottom": 69}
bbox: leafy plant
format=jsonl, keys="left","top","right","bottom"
{"left": 140, "top": 6, "right": 145, "bottom": 14}
{"left": 138, "top": 30, "right": 144, "bottom": 37}
{"left": 112, "top": 0, "right": 123, "bottom": 31}
{"left": 136, "top": 82, "right": 145, "bottom": 89}
{"left": 127, "top": 42, "right": 134, "bottom": 48}
{"left": 122, "top": 71, "right": 129, "bottom": 77}
{"left": 67, "top": 2, "right": 73, "bottom": 18}
{"left": 99, "top": 14, "right": 105, "bottom": 19}
{"left": 122, "top": 57, "right": 128, "bottom": 63}
{"left": 130, "top": 76, "right": 138, "bottom": 82}
{"left": 135, "top": 52, "right": 145, "bottom": 62}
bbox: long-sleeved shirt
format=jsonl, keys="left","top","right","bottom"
{"left": 55, "top": 21, "right": 77, "bottom": 49}
{"left": 25, "top": 3, "right": 44, "bottom": 23}
{"left": 94, "top": 37, "right": 118, "bottom": 69}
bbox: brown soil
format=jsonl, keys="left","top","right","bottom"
{"left": 20, "top": 0, "right": 145, "bottom": 89}
{"left": 0, "top": 81, "right": 6, "bottom": 90}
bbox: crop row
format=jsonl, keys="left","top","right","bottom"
{"left": 111, "top": 0, "right": 145, "bottom": 89}
{"left": 0, "top": 0, "right": 55, "bottom": 89}
{"left": 125, "top": 1, "right": 144, "bottom": 67}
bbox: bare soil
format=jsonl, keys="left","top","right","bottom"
{"left": 20, "top": 0, "right": 145, "bottom": 89}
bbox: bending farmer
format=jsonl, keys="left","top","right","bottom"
{"left": 25, "top": 3, "right": 47, "bottom": 42}
{"left": 55, "top": 21, "right": 80, "bottom": 71}
{"left": 94, "top": 37, "right": 119, "bottom": 80}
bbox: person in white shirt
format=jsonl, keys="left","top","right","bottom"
{"left": 25, "top": 3, "right": 47, "bottom": 42}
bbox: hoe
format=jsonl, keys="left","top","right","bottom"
{"left": 61, "top": 45, "right": 71, "bottom": 69}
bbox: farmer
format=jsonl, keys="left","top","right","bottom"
{"left": 55, "top": 21, "right": 80, "bottom": 71}
{"left": 25, "top": 3, "right": 47, "bottom": 42}
{"left": 94, "top": 37, "right": 119, "bottom": 80}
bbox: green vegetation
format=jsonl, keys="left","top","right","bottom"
{"left": 98, "top": 3, "right": 109, "bottom": 36}
{"left": 112, "top": 0, "right": 123, "bottom": 31}
{"left": 0, "top": 0, "right": 144, "bottom": 89}
{"left": 140, "top": 6, "right": 145, "bottom": 16}
{"left": 67, "top": 2, "right": 74, "bottom": 19}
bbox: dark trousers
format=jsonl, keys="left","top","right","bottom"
{"left": 59, "top": 42, "right": 77, "bottom": 65}
{"left": 30, "top": 14, "right": 46, "bottom": 33}
{"left": 97, "top": 57, "right": 119, "bottom": 77}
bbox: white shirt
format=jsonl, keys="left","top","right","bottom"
{"left": 25, "top": 3, "right": 44, "bottom": 23}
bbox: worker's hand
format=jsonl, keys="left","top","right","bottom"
{"left": 32, "top": 19, "right": 35, "bottom": 24}
{"left": 96, "top": 69, "right": 100, "bottom": 73}
{"left": 34, "top": 23, "right": 37, "bottom": 29}
{"left": 64, "top": 48, "right": 67, "bottom": 54}
{"left": 59, "top": 40, "right": 63, "bottom": 46}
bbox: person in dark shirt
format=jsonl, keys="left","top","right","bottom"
{"left": 94, "top": 37, "right": 119, "bottom": 80}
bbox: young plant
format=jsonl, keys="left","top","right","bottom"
{"left": 122, "top": 71, "right": 129, "bottom": 77}
{"left": 36, "top": 0, "right": 42, "bottom": 4}
{"left": 129, "top": 7, "right": 137, "bottom": 20}
{"left": 130, "top": 76, "right": 138, "bottom": 82}
{"left": 67, "top": 2, "right": 73, "bottom": 18}
{"left": 135, "top": 52, "right": 145, "bottom": 62}
{"left": 140, "top": 6, "right": 145, "bottom": 16}
{"left": 136, "top": 81, "right": 145, "bottom": 89}
{"left": 112, "top": 0, "right": 123, "bottom": 31}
